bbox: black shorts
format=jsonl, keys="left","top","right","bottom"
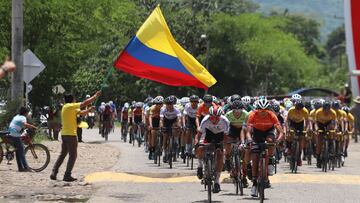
{"left": 204, "top": 129, "right": 224, "bottom": 149}
{"left": 164, "top": 118, "right": 177, "bottom": 128}
{"left": 252, "top": 127, "right": 275, "bottom": 143}
{"left": 152, "top": 117, "right": 160, "bottom": 128}
{"left": 134, "top": 116, "right": 142, "bottom": 124}
{"left": 186, "top": 117, "right": 197, "bottom": 130}
{"left": 289, "top": 121, "right": 304, "bottom": 132}
{"left": 317, "top": 121, "right": 332, "bottom": 131}
{"left": 229, "top": 125, "right": 242, "bottom": 139}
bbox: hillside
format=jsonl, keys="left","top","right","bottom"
{"left": 253, "top": 0, "right": 344, "bottom": 39}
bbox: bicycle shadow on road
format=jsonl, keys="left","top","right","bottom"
{"left": 192, "top": 200, "right": 223, "bottom": 203}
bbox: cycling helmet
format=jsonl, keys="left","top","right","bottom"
{"left": 180, "top": 97, "right": 190, "bottom": 106}
{"left": 124, "top": 102, "right": 130, "bottom": 108}
{"left": 165, "top": 96, "right": 176, "bottom": 104}
{"left": 257, "top": 98, "right": 270, "bottom": 110}
{"left": 231, "top": 100, "right": 245, "bottom": 110}
{"left": 272, "top": 104, "right": 280, "bottom": 113}
{"left": 332, "top": 101, "right": 341, "bottom": 110}
{"left": 342, "top": 106, "right": 350, "bottom": 114}
{"left": 223, "top": 96, "right": 229, "bottom": 104}
{"left": 144, "top": 96, "right": 153, "bottom": 104}
{"left": 313, "top": 99, "right": 322, "bottom": 109}
{"left": 323, "top": 101, "right": 331, "bottom": 111}
{"left": 259, "top": 95, "right": 266, "bottom": 100}
{"left": 189, "top": 95, "right": 199, "bottom": 102}
{"left": 294, "top": 100, "right": 304, "bottom": 109}
{"left": 135, "top": 102, "right": 143, "bottom": 108}
{"left": 209, "top": 106, "right": 223, "bottom": 116}
{"left": 291, "top": 94, "right": 302, "bottom": 101}
{"left": 86, "top": 95, "right": 90, "bottom": 99}
{"left": 101, "top": 102, "right": 105, "bottom": 106}
{"left": 203, "top": 94, "right": 213, "bottom": 103}
{"left": 304, "top": 101, "right": 312, "bottom": 111}
{"left": 242, "top": 96, "right": 251, "bottom": 105}
{"left": 153, "top": 96, "right": 164, "bottom": 104}
{"left": 253, "top": 100, "right": 259, "bottom": 109}
{"left": 231, "top": 94, "right": 241, "bottom": 102}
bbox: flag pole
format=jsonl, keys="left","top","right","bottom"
{"left": 95, "top": 66, "right": 114, "bottom": 106}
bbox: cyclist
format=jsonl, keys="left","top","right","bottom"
{"left": 144, "top": 98, "right": 153, "bottom": 153}
{"left": 242, "top": 96, "right": 254, "bottom": 112}
{"left": 160, "top": 96, "right": 182, "bottom": 163}
{"left": 101, "top": 103, "right": 113, "bottom": 137}
{"left": 224, "top": 100, "right": 249, "bottom": 187}
{"left": 195, "top": 106, "right": 230, "bottom": 193}
{"left": 128, "top": 103, "right": 135, "bottom": 143}
{"left": 285, "top": 100, "right": 309, "bottom": 167}
{"left": 245, "top": 98, "right": 284, "bottom": 197}
{"left": 120, "top": 103, "right": 130, "bottom": 141}
{"left": 223, "top": 94, "right": 241, "bottom": 113}
{"left": 8, "top": 107, "right": 37, "bottom": 172}
{"left": 182, "top": 95, "right": 199, "bottom": 158}
{"left": 148, "top": 96, "right": 163, "bottom": 160}
{"left": 314, "top": 101, "right": 337, "bottom": 168}
{"left": 196, "top": 94, "right": 216, "bottom": 131}
{"left": 132, "top": 102, "right": 144, "bottom": 144}
{"left": 342, "top": 106, "right": 354, "bottom": 157}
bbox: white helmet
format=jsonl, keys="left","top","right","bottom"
{"left": 124, "top": 102, "right": 130, "bottom": 108}
{"left": 291, "top": 94, "right": 302, "bottom": 101}
{"left": 86, "top": 94, "right": 90, "bottom": 99}
{"left": 109, "top": 101, "right": 113, "bottom": 105}
{"left": 180, "top": 97, "right": 190, "bottom": 106}
{"left": 101, "top": 102, "right": 105, "bottom": 106}
{"left": 257, "top": 98, "right": 270, "bottom": 110}
{"left": 241, "top": 96, "right": 251, "bottom": 105}
{"left": 153, "top": 96, "right": 164, "bottom": 104}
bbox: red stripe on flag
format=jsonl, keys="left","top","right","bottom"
{"left": 351, "top": 0, "right": 360, "bottom": 89}
{"left": 114, "top": 51, "right": 208, "bottom": 89}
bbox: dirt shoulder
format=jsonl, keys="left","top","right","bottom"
{"left": 0, "top": 140, "right": 120, "bottom": 203}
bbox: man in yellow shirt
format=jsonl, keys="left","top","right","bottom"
{"left": 50, "top": 91, "right": 101, "bottom": 182}
{"left": 285, "top": 100, "right": 309, "bottom": 166}
{"left": 314, "top": 101, "right": 337, "bottom": 168}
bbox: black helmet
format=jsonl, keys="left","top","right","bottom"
{"left": 342, "top": 106, "right": 350, "bottom": 113}
{"left": 231, "top": 94, "right": 241, "bottom": 102}
{"left": 323, "top": 101, "right": 331, "bottom": 110}
{"left": 332, "top": 101, "right": 341, "bottom": 110}
{"left": 189, "top": 95, "right": 199, "bottom": 102}
{"left": 295, "top": 100, "right": 304, "bottom": 109}
{"left": 203, "top": 94, "right": 213, "bottom": 103}
{"left": 231, "top": 100, "right": 245, "bottom": 110}
{"left": 165, "top": 95, "right": 176, "bottom": 104}
{"left": 272, "top": 104, "right": 280, "bottom": 113}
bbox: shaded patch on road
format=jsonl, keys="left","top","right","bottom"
{"left": 109, "top": 193, "right": 145, "bottom": 201}
{"left": 126, "top": 171, "right": 195, "bottom": 178}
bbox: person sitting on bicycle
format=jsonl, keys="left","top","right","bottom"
{"left": 285, "top": 100, "right": 309, "bottom": 167}
{"left": 245, "top": 98, "right": 284, "bottom": 197}
{"left": 196, "top": 94, "right": 216, "bottom": 132}
{"left": 342, "top": 106, "right": 354, "bottom": 157}
{"left": 182, "top": 95, "right": 199, "bottom": 158}
{"left": 8, "top": 107, "right": 37, "bottom": 172}
{"left": 314, "top": 101, "right": 337, "bottom": 168}
{"left": 132, "top": 102, "right": 144, "bottom": 143}
{"left": 101, "top": 103, "right": 113, "bottom": 137}
{"left": 159, "top": 96, "right": 182, "bottom": 163}
{"left": 224, "top": 100, "right": 249, "bottom": 185}
{"left": 195, "top": 106, "right": 230, "bottom": 193}
{"left": 148, "top": 96, "right": 164, "bottom": 160}
{"left": 120, "top": 102, "right": 130, "bottom": 140}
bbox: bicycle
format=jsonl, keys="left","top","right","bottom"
{"left": 253, "top": 142, "right": 276, "bottom": 203}
{"left": 164, "top": 126, "right": 180, "bottom": 169}
{"left": 134, "top": 122, "right": 143, "bottom": 148}
{"left": 335, "top": 131, "right": 344, "bottom": 168}
{"left": 305, "top": 131, "right": 314, "bottom": 165}
{"left": 184, "top": 127, "right": 196, "bottom": 170}
{"left": 152, "top": 127, "right": 163, "bottom": 166}
{"left": 101, "top": 118, "right": 112, "bottom": 141}
{"left": 198, "top": 142, "right": 219, "bottom": 203}
{"left": 288, "top": 129, "right": 306, "bottom": 173}
{"left": 318, "top": 129, "right": 336, "bottom": 172}
{"left": 0, "top": 129, "right": 50, "bottom": 172}
{"left": 227, "top": 140, "right": 244, "bottom": 196}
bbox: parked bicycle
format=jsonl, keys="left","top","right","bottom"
{"left": 0, "top": 129, "right": 50, "bottom": 172}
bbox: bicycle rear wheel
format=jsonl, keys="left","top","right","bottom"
{"left": 207, "top": 158, "right": 212, "bottom": 203}
{"left": 169, "top": 137, "right": 173, "bottom": 169}
{"left": 258, "top": 157, "right": 266, "bottom": 203}
{"left": 322, "top": 141, "right": 328, "bottom": 172}
{"left": 25, "top": 144, "right": 50, "bottom": 172}
{"left": 0, "top": 145, "right": 3, "bottom": 164}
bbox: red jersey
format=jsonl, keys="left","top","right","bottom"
{"left": 247, "top": 110, "right": 279, "bottom": 132}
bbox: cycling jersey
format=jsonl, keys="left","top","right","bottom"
{"left": 121, "top": 107, "right": 129, "bottom": 120}
{"left": 247, "top": 110, "right": 280, "bottom": 132}
{"left": 183, "top": 103, "right": 198, "bottom": 119}
{"left": 225, "top": 110, "right": 248, "bottom": 128}
{"left": 309, "top": 109, "right": 317, "bottom": 121}
{"left": 160, "top": 106, "right": 181, "bottom": 120}
{"left": 200, "top": 115, "right": 230, "bottom": 143}
{"left": 287, "top": 107, "right": 309, "bottom": 123}
{"left": 333, "top": 109, "right": 347, "bottom": 121}
{"left": 150, "top": 105, "right": 161, "bottom": 118}
{"left": 315, "top": 108, "right": 337, "bottom": 124}
{"left": 347, "top": 113, "right": 355, "bottom": 124}
{"left": 196, "top": 102, "right": 216, "bottom": 118}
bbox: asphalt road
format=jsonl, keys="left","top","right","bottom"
{"left": 82, "top": 128, "right": 360, "bottom": 203}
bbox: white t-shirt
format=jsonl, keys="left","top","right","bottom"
{"left": 160, "top": 106, "right": 181, "bottom": 120}
{"left": 183, "top": 103, "right": 198, "bottom": 119}
{"left": 9, "top": 115, "right": 27, "bottom": 137}
{"left": 200, "top": 115, "right": 230, "bottom": 141}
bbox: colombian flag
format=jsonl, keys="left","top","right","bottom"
{"left": 114, "top": 6, "right": 217, "bottom": 89}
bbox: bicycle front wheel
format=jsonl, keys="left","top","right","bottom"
{"left": 25, "top": 144, "right": 50, "bottom": 172}
{"left": 0, "top": 145, "right": 3, "bottom": 164}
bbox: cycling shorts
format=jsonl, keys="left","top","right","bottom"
{"left": 229, "top": 125, "right": 242, "bottom": 139}
{"left": 289, "top": 120, "right": 304, "bottom": 132}
{"left": 185, "top": 117, "right": 197, "bottom": 130}
{"left": 152, "top": 117, "right": 160, "bottom": 128}
{"left": 164, "top": 118, "right": 177, "bottom": 128}
{"left": 252, "top": 127, "right": 275, "bottom": 143}
{"left": 134, "top": 116, "right": 142, "bottom": 124}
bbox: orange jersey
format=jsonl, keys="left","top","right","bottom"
{"left": 247, "top": 110, "right": 280, "bottom": 132}
{"left": 196, "top": 102, "right": 217, "bottom": 118}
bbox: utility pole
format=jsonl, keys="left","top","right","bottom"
{"left": 11, "top": 0, "right": 24, "bottom": 101}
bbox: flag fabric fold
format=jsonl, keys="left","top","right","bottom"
{"left": 114, "top": 6, "right": 217, "bottom": 89}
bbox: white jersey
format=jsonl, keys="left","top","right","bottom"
{"left": 160, "top": 106, "right": 181, "bottom": 120}
{"left": 200, "top": 115, "right": 230, "bottom": 136}
{"left": 183, "top": 103, "right": 198, "bottom": 119}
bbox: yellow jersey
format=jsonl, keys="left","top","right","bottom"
{"left": 333, "top": 109, "right": 347, "bottom": 121}
{"left": 61, "top": 102, "right": 81, "bottom": 136}
{"left": 309, "top": 109, "right": 317, "bottom": 121}
{"left": 315, "top": 108, "right": 337, "bottom": 124}
{"left": 287, "top": 107, "right": 309, "bottom": 123}
{"left": 347, "top": 113, "right": 355, "bottom": 124}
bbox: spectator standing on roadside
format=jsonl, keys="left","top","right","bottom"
{"left": 50, "top": 91, "right": 101, "bottom": 182}
{"left": 351, "top": 96, "right": 360, "bottom": 141}
{"left": 52, "top": 104, "right": 62, "bottom": 141}
{"left": 0, "top": 59, "right": 16, "bottom": 79}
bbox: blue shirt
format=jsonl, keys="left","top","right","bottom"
{"left": 8, "top": 115, "right": 27, "bottom": 137}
